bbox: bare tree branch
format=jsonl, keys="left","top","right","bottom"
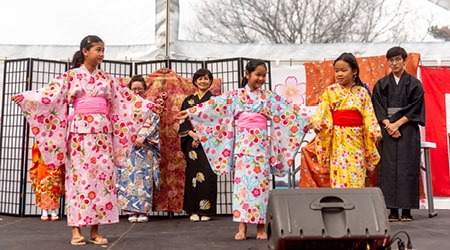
{"left": 187, "top": 0, "right": 413, "bottom": 44}
{"left": 428, "top": 25, "right": 450, "bottom": 40}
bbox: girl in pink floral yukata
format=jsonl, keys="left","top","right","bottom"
{"left": 12, "top": 35, "right": 155, "bottom": 246}
{"left": 175, "top": 59, "right": 309, "bottom": 240}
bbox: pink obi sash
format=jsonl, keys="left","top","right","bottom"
{"left": 237, "top": 112, "right": 267, "bottom": 129}
{"left": 332, "top": 110, "right": 363, "bottom": 127}
{"left": 68, "top": 97, "right": 108, "bottom": 121}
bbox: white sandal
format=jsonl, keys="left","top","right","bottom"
{"left": 189, "top": 214, "right": 200, "bottom": 222}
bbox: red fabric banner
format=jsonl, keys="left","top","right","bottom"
{"left": 420, "top": 66, "right": 450, "bottom": 196}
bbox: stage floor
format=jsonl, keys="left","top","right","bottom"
{"left": 0, "top": 209, "right": 449, "bottom": 250}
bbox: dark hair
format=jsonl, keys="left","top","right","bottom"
{"left": 128, "top": 74, "right": 146, "bottom": 90}
{"left": 241, "top": 59, "right": 267, "bottom": 87}
{"left": 334, "top": 52, "right": 364, "bottom": 88}
{"left": 71, "top": 35, "right": 104, "bottom": 69}
{"left": 386, "top": 46, "right": 408, "bottom": 60}
{"left": 192, "top": 68, "right": 213, "bottom": 87}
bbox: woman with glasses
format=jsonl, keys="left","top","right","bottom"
{"left": 117, "top": 74, "right": 163, "bottom": 223}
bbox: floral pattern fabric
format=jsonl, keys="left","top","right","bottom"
{"left": 117, "top": 113, "right": 161, "bottom": 214}
{"left": 187, "top": 85, "right": 309, "bottom": 224}
{"left": 309, "top": 83, "right": 381, "bottom": 188}
{"left": 29, "top": 143, "right": 64, "bottom": 210}
{"left": 17, "top": 65, "right": 153, "bottom": 227}
{"left": 118, "top": 69, "right": 222, "bottom": 213}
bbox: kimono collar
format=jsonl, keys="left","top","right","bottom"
{"left": 245, "top": 85, "right": 262, "bottom": 95}
{"left": 80, "top": 64, "right": 99, "bottom": 76}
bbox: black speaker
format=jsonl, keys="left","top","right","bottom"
{"left": 266, "top": 187, "right": 391, "bottom": 250}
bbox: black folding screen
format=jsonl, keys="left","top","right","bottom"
{"left": 0, "top": 57, "right": 271, "bottom": 216}
{"left": 0, "top": 59, "right": 68, "bottom": 216}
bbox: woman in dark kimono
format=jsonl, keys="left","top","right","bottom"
{"left": 179, "top": 69, "right": 217, "bottom": 222}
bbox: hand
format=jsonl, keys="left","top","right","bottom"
{"left": 11, "top": 95, "right": 24, "bottom": 105}
{"left": 191, "top": 139, "right": 200, "bottom": 149}
{"left": 384, "top": 123, "right": 400, "bottom": 136}
{"left": 190, "top": 131, "right": 199, "bottom": 141}
{"left": 391, "top": 130, "right": 401, "bottom": 138}
{"left": 309, "top": 122, "right": 321, "bottom": 133}
{"left": 174, "top": 110, "right": 188, "bottom": 121}
{"left": 153, "top": 103, "right": 164, "bottom": 115}
{"left": 134, "top": 136, "right": 145, "bottom": 148}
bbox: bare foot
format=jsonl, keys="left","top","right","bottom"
{"left": 256, "top": 224, "right": 267, "bottom": 240}
{"left": 89, "top": 235, "right": 108, "bottom": 245}
{"left": 234, "top": 222, "right": 247, "bottom": 240}
{"left": 89, "top": 225, "right": 108, "bottom": 244}
{"left": 72, "top": 227, "right": 82, "bottom": 238}
{"left": 71, "top": 227, "right": 86, "bottom": 245}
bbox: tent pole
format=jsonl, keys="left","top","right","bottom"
{"left": 165, "top": 0, "right": 170, "bottom": 59}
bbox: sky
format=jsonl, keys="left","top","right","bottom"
{"left": 0, "top": 0, "right": 449, "bottom": 46}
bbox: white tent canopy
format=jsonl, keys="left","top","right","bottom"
{"left": 1, "top": 40, "right": 449, "bottom": 64}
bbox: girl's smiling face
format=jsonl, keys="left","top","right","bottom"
{"left": 246, "top": 65, "right": 267, "bottom": 91}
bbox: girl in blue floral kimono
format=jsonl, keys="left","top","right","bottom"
{"left": 175, "top": 60, "right": 309, "bottom": 240}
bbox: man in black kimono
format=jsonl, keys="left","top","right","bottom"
{"left": 372, "top": 46, "right": 425, "bottom": 222}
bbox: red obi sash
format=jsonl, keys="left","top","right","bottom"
{"left": 332, "top": 110, "right": 363, "bottom": 127}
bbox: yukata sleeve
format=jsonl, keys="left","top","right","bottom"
{"left": 361, "top": 90, "right": 382, "bottom": 171}
{"left": 266, "top": 93, "right": 309, "bottom": 177}
{"left": 309, "top": 89, "right": 333, "bottom": 168}
{"left": 371, "top": 79, "right": 389, "bottom": 123}
{"left": 29, "top": 143, "right": 41, "bottom": 192}
{"left": 392, "top": 77, "right": 425, "bottom": 126}
{"left": 142, "top": 113, "right": 161, "bottom": 191}
{"left": 187, "top": 92, "right": 235, "bottom": 175}
{"left": 178, "top": 97, "right": 194, "bottom": 154}
{"left": 141, "top": 113, "right": 160, "bottom": 146}
{"left": 17, "top": 72, "right": 71, "bottom": 167}
{"left": 108, "top": 78, "right": 154, "bottom": 166}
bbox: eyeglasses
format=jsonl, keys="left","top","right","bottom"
{"left": 388, "top": 57, "right": 403, "bottom": 64}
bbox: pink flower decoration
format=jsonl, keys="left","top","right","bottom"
{"left": 222, "top": 148, "right": 231, "bottom": 157}
{"left": 252, "top": 188, "right": 261, "bottom": 197}
{"left": 41, "top": 97, "right": 51, "bottom": 104}
{"left": 105, "top": 202, "right": 114, "bottom": 210}
{"left": 119, "top": 137, "right": 128, "bottom": 145}
{"left": 274, "top": 76, "right": 306, "bottom": 104}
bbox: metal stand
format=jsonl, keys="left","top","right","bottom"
{"left": 421, "top": 141, "right": 438, "bottom": 218}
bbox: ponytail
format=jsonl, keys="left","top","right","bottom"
{"left": 71, "top": 50, "right": 83, "bottom": 69}
{"left": 71, "top": 35, "right": 104, "bottom": 69}
{"left": 241, "top": 77, "right": 248, "bottom": 87}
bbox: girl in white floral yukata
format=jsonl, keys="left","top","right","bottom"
{"left": 175, "top": 60, "right": 309, "bottom": 240}
{"left": 12, "top": 35, "right": 155, "bottom": 246}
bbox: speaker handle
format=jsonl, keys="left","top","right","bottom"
{"left": 310, "top": 197, "right": 355, "bottom": 210}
